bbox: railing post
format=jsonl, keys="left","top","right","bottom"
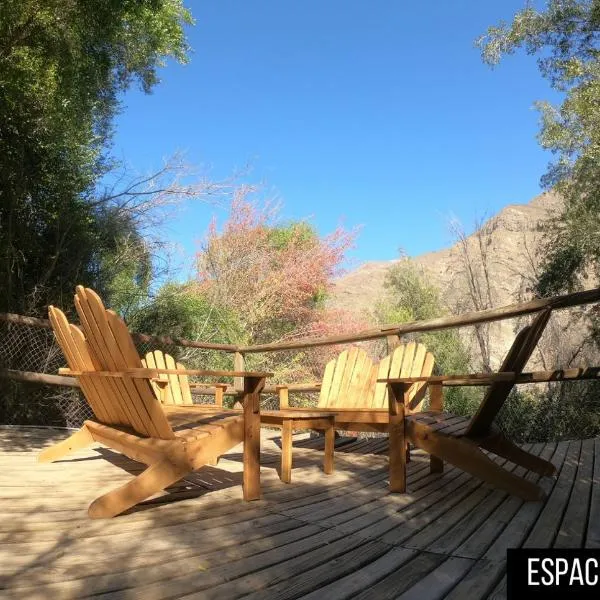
{"left": 387, "top": 334, "right": 401, "bottom": 353}
{"left": 388, "top": 382, "right": 406, "bottom": 493}
{"left": 234, "top": 351, "right": 245, "bottom": 393}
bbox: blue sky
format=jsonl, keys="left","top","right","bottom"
{"left": 111, "top": 1, "right": 560, "bottom": 274}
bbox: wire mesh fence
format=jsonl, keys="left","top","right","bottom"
{"left": 0, "top": 316, "right": 244, "bottom": 427}
{"left": 0, "top": 318, "right": 82, "bottom": 426}
{"left": 0, "top": 311, "right": 599, "bottom": 441}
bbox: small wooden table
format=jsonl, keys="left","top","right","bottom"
{"left": 260, "top": 411, "right": 337, "bottom": 483}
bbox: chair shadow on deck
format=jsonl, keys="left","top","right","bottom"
{"left": 1, "top": 440, "right": 397, "bottom": 597}
{"left": 33, "top": 438, "right": 248, "bottom": 517}
{"left": 85, "top": 446, "right": 247, "bottom": 515}
{"left": 0, "top": 426, "right": 77, "bottom": 453}
{"left": 62, "top": 432, "right": 358, "bottom": 516}
{"left": 5, "top": 425, "right": 590, "bottom": 600}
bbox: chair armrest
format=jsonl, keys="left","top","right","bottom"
{"left": 213, "top": 383, "right": 228, "bottom": 407}
{"left": 276, "top": 385, "right": 289, "bottom": 409}
{"left": 380, "top": 372, "right": 517, "bottom": 387}
{"left": 381, "top": 368, "right": 600, "bottom": 387}
{"left": 274, "top": 383, "right": 321, "bottom": 408}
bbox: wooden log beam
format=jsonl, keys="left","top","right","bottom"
{"left": 4, "top": 287, "right": 600, "bottom": 356}
{"left": 381, "top": 366, "right": 600, "bottom": 387}
{"left": 0, "top": 368, "right": 79, "bottom": 388}
{"left": 130, "top": 331, "right": 238, "bottom": 353}
{"left": 0, "top": 367, "right": 315, "bottom": 397}
{"left": 0, "top": 312, "right": 238, "bottom": 352}
{"left": 0, "top": 312, "right": 53, "bottom": 328}
{"left": 239, "top": 287, "right": 600, "bottom": 353}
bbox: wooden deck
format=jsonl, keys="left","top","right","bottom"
{"left": 0, "top": 426, "right": 598, "bottom": 599}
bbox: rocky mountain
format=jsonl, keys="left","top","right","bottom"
{"left": 328, "top": 191, "right": 584, "bottom": 369}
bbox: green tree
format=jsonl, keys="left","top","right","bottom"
{"left": 131, "top": 283, "right": 245, "bottom": 348}
{"left": 94, "top": 210, "right": 154, "bottom": 320}
{"left": 0, "top": 0, "right": 192, "bottom": 315}
{"left": 477, "top": 0, "right": 600, "bottom": 297}
{"left": 0, "top": 1, "right": 193, "bottom": 426}
{"left": 375, "top": 259, "right": 481, "bottom": 415}
{"left": 130, "top": 282, "right": 244, "bottom": 374}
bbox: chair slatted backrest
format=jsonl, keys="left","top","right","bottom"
{"left": 49, "top": 306, "right": 128, "bottom": 427}
{"left": 73, "top": 286, "right": 175, "bottom": 440}
{"left": 317, "top": 343, "right": 434, "bottom": 410}
{"left": 466, "top": 308, "right": 552, "bottom": 438}
{"left": 142, "top": 350, "right": 192, "bottom": 405}
{"left": 317, "top": 348, "right": 374, "bottom": 408}
{"left": 371, "top": 342, "right": 435, "bottom": 410}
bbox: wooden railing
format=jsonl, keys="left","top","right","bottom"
{"left": 0, "top": 312, "right": 238, "bottom": 352}
{"left": 2, "top": 286, "right": 600, "bottom": 391}
{"left": 238, "top": 287, "right": 600, "bottom": 353}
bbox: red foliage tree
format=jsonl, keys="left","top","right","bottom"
{"left": 196, "top": 188, "right": 361, "bottom": 345}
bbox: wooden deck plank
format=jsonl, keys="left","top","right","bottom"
{"left": 442, "top": 558, "right": 505, "bottom": 600}
{"left": 317, "top": 454, "right": 466, "bottom": 531}
{"left": 442, "top": 441, "right": 568, "bottom": 600}
{"left": 1, "top": 520, "right": 320, "bottom": 591}
{"left": 586, "top": 437, "right": 600, "bottom": 548}
{"left": 554, "top": 437, "right": 594, "bottom": 548}
{"left": 453, "top": 441, "right": 562, "bottom": 560}
{"left": 486, "top": 575, "right": 507, "bottom": 600}
{"left": 403, "top": 445, "right": 538, "bottom": 551}
{"left": 296, "top": 547, "right": 418, "bottom": 600}
{"left": 0, "top": 427, "right": 597, "bottom": 600}
{"left": 351, "top": 552, "right": 448, "bottom": 600}
{"left": 380, "top": 472, "right": 508, "bottom": 546}
{"left": 316, "top": 462, "right": 435, "bottom": 529}
{"left": 426, "top": 443, "right": 550, "bottom": 556}
{"left": 338, "top": 463, "right": 502, "bottom": 543}
{"left": 523, "top": 439, "right": 581, "bottom": 548}
{"left": 397, "top": 556, "right": 476, "bottom": 600}
{"left": 98, "top": 530, "right": 362, "bottom": 599}
{"left": 208, "top": 537, "right": 391, "bottom": 599}
{"left": 286, "top": 461, "right": 433, "bottom": 525}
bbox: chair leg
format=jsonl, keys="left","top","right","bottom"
{"left": 242, "top": 376, "right": 263, "bottom": 501}
{"left": 389, "top": 410, "right": 406, "bottom": 493}
{"left": 38, "top": 425, "right": 94, "bottom": 463}
{"left": 88, "top": 459, "right": 189, "bottom": 519}
{"left": 410, "top": 429, "right": 545, "bottom": 501}
{"left": 323, "top": 423, "right": 335, "bottom": 475}
{"left": 479, "top": 433, "right": 556, "bottom": 476}
{"left": 430, "top": 455, "right": 444, "bottom": 473}
{"left": 280, "top": 420, "right": 293, "bottom": 483}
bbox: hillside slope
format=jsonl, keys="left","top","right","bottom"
{"left": 329, "top": 191, "right": 573, "bottom": 368}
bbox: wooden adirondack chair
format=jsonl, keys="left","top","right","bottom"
{"left": 138, "top": 349, "right": 337, "bottom": 483}
{"left": 385, "top": 308, "right": 556, "bottom": 501}
{"left": 276, "top": 342, "right": 435, "bottom": 431}
{"left": 128, "top": 344, "right": 434, "bottom": 484}
{"left": 39, "top": 286, "right": 270, "bottom": 519}
{"left": 141, "top": 350, "right": 193, "bottom": 405}
{"left": 265, "top": 342, "right": 434, "bottom": 482}
{"left": 141, "top": 349, "right": 231, "bottom": 466}
{"left": 141, "top": 350, "right": 229, "bottom": 408}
